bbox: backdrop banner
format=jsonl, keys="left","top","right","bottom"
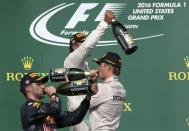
{"left": 0, "top": 0, "right": 189, "bottom": 131}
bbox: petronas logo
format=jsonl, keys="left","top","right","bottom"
{"left": 21, "top": 56, "right": 34, "bottom": 70}
{"left": 184, "top": 56, "right": 189, "bottom": 69}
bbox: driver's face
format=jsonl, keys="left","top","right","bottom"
{"left": 29, "top": 82, "right": 46, "bottom": 99}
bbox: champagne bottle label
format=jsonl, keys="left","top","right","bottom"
{"left": 50, "top": 68, "right": 90, "bottom": 82}
{"left": 70, "top": 79, "right": 90, "bottom": 92}
{"left": 53, "top": 68, "right": 67, "bottom": 74}
{"left": 50, "top": 68, "right": 67, "bottom": 81}
{"left": 70, "top": 79, "right": 87, "bottom": 87}
{"left": 56, "top": 78, "right": 91, "bottom": 96}
{"left": 124, "top": 32, "right": 135, "bottom": 47}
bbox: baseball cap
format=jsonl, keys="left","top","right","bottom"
{"left": 20, "top": 72, "right": 49, "bottom": 93}
{"left": 70, "top": 32, "right": 86, "bottom": 45}
{"left": 93, "top": 52, "right": 122, "bottom": 68}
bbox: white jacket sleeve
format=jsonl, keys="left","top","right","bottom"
{"left": 64, "top": 21, "right": 108, "bottom": 68}
{"left": 90, "top": 84, "right": 113, "bottom": 109}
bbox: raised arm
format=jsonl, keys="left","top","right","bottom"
{"left": 64, "top": 10, "right": 115, "bottom": 68}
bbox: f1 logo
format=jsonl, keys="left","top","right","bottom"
{"left": 65, "top": 3, "right": 126, "bottom": 29}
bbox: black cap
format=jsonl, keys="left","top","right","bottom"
{"left": 20, "top": 72, "right": 49, "bottom": 93}
{"left": 70, "top": 32, "right": 86, "bottom": 45}
{"left": 93, "top": 52, "right": 122, "bottom": 68}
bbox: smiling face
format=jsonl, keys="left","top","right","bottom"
{"left": 25, "top": 82, "right": 46, "bottom": 100}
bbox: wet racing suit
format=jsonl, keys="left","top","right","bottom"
{"left": 20, "top": 93, "right": 90, "bottom": 131}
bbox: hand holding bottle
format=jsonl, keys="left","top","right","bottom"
{"left": 104, "top": 10, "right": 115, "bottom": 24}
{"left": 89, "top": 69, "right": 99, "bottom": 82}
{"left": 44, "top": 86, "right": 56, "bottom": 97}
{"left": 90, "top": 83, "right": 98, "bottom": 95}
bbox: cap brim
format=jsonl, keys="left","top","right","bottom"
{"left": 93, "top": 58, "right": 101, "bottom": 65}
{"left": 35, "top": 76, "right": 49, "bottom": 84}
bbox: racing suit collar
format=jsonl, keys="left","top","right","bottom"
{"left": 104, "top": 75, "right": 118, "bottom": 84}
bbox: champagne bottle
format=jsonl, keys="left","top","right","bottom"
{"left": 49, "top": 68, "right": 90, "bottom": 82}
{"left": 56, "top": 78, "right": 93, "bottom": 96}
{"left": 111, "top": 19, "right": 138, "bottom": 55}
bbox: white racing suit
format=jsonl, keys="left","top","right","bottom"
{"left": 64, "top": 21, "right": 108, "bottom": 131}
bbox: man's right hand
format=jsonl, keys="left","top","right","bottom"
{"left": 104, "top": 10, "right": 115, "bottom": 24}
{"left": 90, "top": 83, "right": 98, "bottom": 95}
{"left": 44, "top": 86, "right": 56, "bottom": 97}
{"left": 90, "top": 69, "right": 99, "bottom": 83}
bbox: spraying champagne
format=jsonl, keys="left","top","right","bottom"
{"left": 111, "top": 19, "right": 138, "bottom": 55}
